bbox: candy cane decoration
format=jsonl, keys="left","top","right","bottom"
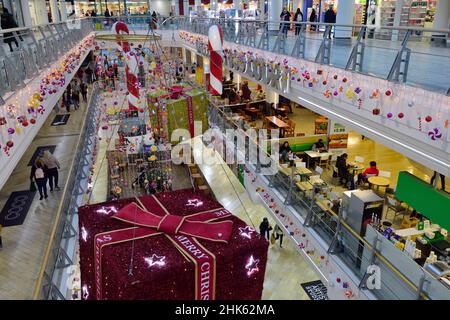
{"left": 112, "top": 22, "right": 139, "bottom": 111}
{"left": 208, "top": 25, "right": 223, "bottom": 95}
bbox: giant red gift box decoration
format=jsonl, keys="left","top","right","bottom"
{"left": 78, "top": 189, "right": 269, "bottom": 300}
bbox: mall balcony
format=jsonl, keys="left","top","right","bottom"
{"left": 0, "top": 14, "right": 449, "bottom": 301}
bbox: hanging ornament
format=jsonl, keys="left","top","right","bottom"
{"left": 425, "top": 115, "right": 432, "bottom": 122}
{"left": 398, "top": 112, "right": 404, "bottom": 119}
{"left": 428, "top": 128, "right": 442, "bottom": 141}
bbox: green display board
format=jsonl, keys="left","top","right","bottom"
{"left": 396, "top": 171, "right": 450, "bottom": 231}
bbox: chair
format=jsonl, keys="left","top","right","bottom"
{"left": 385, "top": 196, "right": 408, "bottom": 222}
{"left": 379, "top": 170, "right": 391, "bottom": 178}
{"left": 318, "top": 155, "right": 329, "bottom": 168}
{"left": 314, "top": 166, "right": 324, "bottom": 176}
{"left": 354, "top": 156, "right": 365, "bottom": 164}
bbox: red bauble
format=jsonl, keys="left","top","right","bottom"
{"left": 139, "top": 108, "right": 144, "bottom": 113}
{"left": 372, "top": 108, "right": 380, "bottom": 115}
{"left": 22, "top": 121, "right": 28, "bottom": 127}
{"left": 398, "top": 112, "right": 404, "bottom": 119}
{"left": 6, "top": 141, "right": 13, "bottom": 148}
{"left": 333, "top": 75, "right": 338, "bottom": 80}
{"left": 425, "top": 116, "right": 432, "bottom": 122}
{"left": 322, "top": 80, "right": 327, "bottom": 85}
{"left": 342, "top": 77, "right": 347, "bottom": 83}
{"left": 385, "top": 90, "right": 392, "bottom": 96}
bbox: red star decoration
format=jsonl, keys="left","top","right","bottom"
{"left": 245, "top": 255, "right": 260, "bottom": 276}
{"left": 186, "top": 199, "right": 203, "bottom": 207}
{"left": 239, "top": 226, "right": 255, "bottom": 239}
{"left": 144, "top": 254, "right": 166, "bottom": 267}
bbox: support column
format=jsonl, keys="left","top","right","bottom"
{"left": 391, "top": 0, "right": 404, "bottom": 41}
{"left": 432, "top": 0, "right": 450, "bottom": 42}
{"left": 334, "top": 0, "right": 354, "bottom": 40}
{"left": 268, "top": 0, "right": 282, "bottom": 31}
{"left": 59, "top": 0, "right": 68, "bottom": 21}
{"left": 50, "top": 0, "right": 61, "bottom": 22}
{"left": 265, "top": 88, "right": 278, "bottom": 105}
{"left": 20, "top": 0, "right": 33, "bottom": 26}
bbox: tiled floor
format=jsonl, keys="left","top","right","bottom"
{"left": 189, "top": 137, "right": 319, "bottom": 300}
{"left": 0, "top": 97, "right": 89, "bottom": 300}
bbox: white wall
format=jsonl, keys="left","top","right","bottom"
{"left": 149, "top": 0, "right": 171, "bottom": 16}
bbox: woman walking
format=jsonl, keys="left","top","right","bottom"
{"left": 80, "top": 82, "right": 88, "bottom": 102}
{"left": 274, "top": 224, "right": 284, "bottom": 248}
{"left": 259, "top": 217, "right": 272, "bottom": 240}
{"left": 43, "top": 150, "right": 61, "bottom": 191}
{"left": 30, "top": 159, "right": 48, "bottom": 200}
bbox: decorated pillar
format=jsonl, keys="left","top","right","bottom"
{"left": 334, "top": 0, "right": 354, "bottom": 40}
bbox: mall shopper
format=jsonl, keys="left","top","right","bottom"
{"left": 259, "top": 217, "right": 272, "bottom": 241}
{"left": 309, "top": 7, "right": 317, "bottom": 31}
{"left": 105, "top": 8, "right": 111, "bottom": 17}
{"left": 80, "top": 82, "right": 88, "bottom": 102}
{"left": 279, "top": 141, "right": 292, "bottom": 163}
{"left": 294, "top": 8, "right": 303, "bottom": 35}
{"left": 64, "top": 92, "right": 71, "bottom": 112}
{"left": 151, "top": 11, "right": 158, "bottom": 29}
{"left": 72, "top": 88, "right": 80, "bottom": 110}
{"left": 241, "top": 81, "right": 251, "bottom": 101}
{"left": 43, "top": 151, "right": 60, "bottom": 191}
{"left": 336, "top": 153, "right": 354, "bottom": 189}
{"left": 324, "top": 5, "right": 336, "bottom": 38}
{"left": 280, "top": 8, "right": 290, "bottom": 35}
{"left": 312, "top": 139, "right": 326, "bottom": 152}
{"left": 357, "top": 161, "right": 379, "bottom": 185}
{"left": 430, "top": 171, "right": 446, "bottom": 191}
{"left": 1, "top": 8, "right": 20, "bottom": 52}
{"left": 274, "top": 224, "right": 284, "bottom": 248}
{"left": 31, "top": 159, "right": 48, "bottom": 200}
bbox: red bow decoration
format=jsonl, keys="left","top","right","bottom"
{"left": 94, "top": 196, "right": 234, "bottom": 300}
{"left": 112, "top": 202, "right": 233, "bottom": 241}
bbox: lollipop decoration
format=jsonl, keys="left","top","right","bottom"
{"left": 428, "top": 128, "right": 442, "bottom": 141}
{"left": 112, "top": 21, "right": 140, "bottom": 111}
{"left": 208, "top": 24, "right": 224, "bottom": 95}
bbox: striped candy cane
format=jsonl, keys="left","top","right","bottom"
{"left": 208, "top": 25, "right": 223, "bottom": 95}
{"left": 112, "top": 21, "right": 140, "bottom": 111}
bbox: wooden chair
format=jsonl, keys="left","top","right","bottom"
{"left": 318, "top": 155, "right": 329, "bottom": 168}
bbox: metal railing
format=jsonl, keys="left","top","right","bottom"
{"left": 204, "top": 92, "right": 436, "bottom": 300}
{"left": 32, "top": 82, "right": 101, "bottom": 300}
{"left": 0, "top": 19, "right": 92, "bottom": 102}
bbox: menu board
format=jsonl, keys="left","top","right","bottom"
{"left": 314, "top": 117, "right": 328, "bottom": 134}
{"left": 328, "top": 121, "right": 349, "bottom": 152}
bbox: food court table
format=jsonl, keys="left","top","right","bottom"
{"left": 368, "top": 176, "right": 390, "bottom": 192}
{"left": 265, "top": 116, "right": 289, "bottom": 137}
{"left": 304, "top": 150, "right": 333, "bottom": 168}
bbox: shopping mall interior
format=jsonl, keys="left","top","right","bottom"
{"left": 0, "top": 0, "right": 449, "bottom": 302}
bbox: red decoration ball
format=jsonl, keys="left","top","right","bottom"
{"left": 22, "top": 121, "right": 28, "bottom": 127}
{"left": 333, "top": 75, "right": 338, "bottom": 80}
{"left": 342, "top": 77, "right": 347, "bottom": 83}
{"left": 139, "top": 108, "right": 144, "bottom": 113}
{"left": 398, "top": 112, "right": 404, "bottom": 119}
{"left": 425, "top": 116, "right": 432, "bottom": 122}
{"left": 385, "top": 90, "right": 392, "bottom": 96}
{"left": 322, "top": 80, "right": 327, "bottom": 85}
{"left": 30, "top": 119, "right": 36, "bottom": 124}
{"left": 6, "top": 141, "right": 13, "bottom": 148}
{"left": 372, "top": 108, "right": 380, "bottom": 115}
{"left": 336, "top": 278, "right": 341, "bottom": 283}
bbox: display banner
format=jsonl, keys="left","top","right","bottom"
{"left": 327, "top": 120, "right": 348, "bottom": 155}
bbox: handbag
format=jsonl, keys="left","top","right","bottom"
{"left": 30, "top": 180, "right": 37, "bottom": 192}
{"left": 270, "top": 233, "right": 276, "bottom": 245}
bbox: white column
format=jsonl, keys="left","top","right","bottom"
{"left": 391, "top": 0, "right": 404, "bottom": 41}
{"left": 34, "top": 0, "right": 50, "bottom": 24}
{"left": 59, "top": 0, "right": 68, "bottom": 21}
{"left": 432, "top": 0, "right": 450, "bottom": 30}
{"left": 50, "top": 0, "right": 61, "bottom": 22}
{"left": 265, "top": 88, "right": 278, "bottom": 104}
{"left": 20, "top": 0, "right": 33, "bottom": 26}
{"left": 210, "top": 0, "right": 217, "bottom": 11}
{"left": 268, "top": 0, "right": 282, "bottom": 31}
{"left": 334, "top": 0, "right": 354, "bottom": 39}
